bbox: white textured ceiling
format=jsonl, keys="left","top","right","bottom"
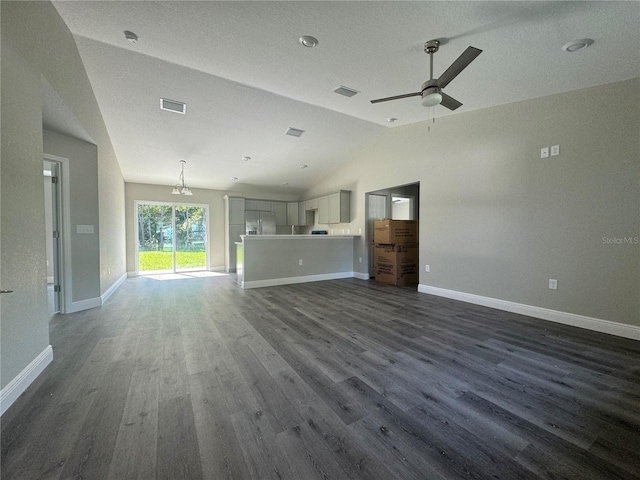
{"left": 52, "top": 1, "right": 640, "bottom": 193}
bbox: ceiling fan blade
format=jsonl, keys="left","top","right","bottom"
{"left": 440, "top": 92, "right": 463, "bottom": 111}
{"left": 434, "top": 46, "right": 482, "bottom": 89}
{"left": 370, "top": 92, "right": 421, "bottom": 104}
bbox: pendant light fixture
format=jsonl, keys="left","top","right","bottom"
{"left": 171, "top": 160, "right": 193, "bottom": 196}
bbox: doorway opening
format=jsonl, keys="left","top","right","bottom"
{"left": 43, "top": 159, "right": 63, "bottom": 315}
{"left": 136, "top": 201, "right": 208, "bottom": 275}
{"left": 366, "top": 182, "right": 420, "bottom": 281}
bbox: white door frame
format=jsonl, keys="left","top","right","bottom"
{"left": 43, "top": 153, "right": 71, "bottom": 313}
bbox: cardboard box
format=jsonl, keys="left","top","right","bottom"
{"left": 375, "top": 244, "right": 419, "bottom": 286}
{"left": 374, "top": 220, "right": 418, "bottom": 244}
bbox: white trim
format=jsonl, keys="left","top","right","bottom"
{"left": 46, "top": 276, "right": 54, "bottom": 284}
{"left": 418, "top": 284, "right": 640, "bottom": 341}
{"left": 43, "top": 153, "right": 72, "bottom": 314}
{"left": 209, "top": 265, "right": 226, "bottom": 272}
{"left": 101, "top": 273, "right": 127, "bottom": 304}
{"left": 353, "top": 271, "right": 370, "bottom": 280}
{"left": 1, "top": 346, "right": 53, "bottom": 416}
{"left": 66, "top": 297, "right": 101, "bottom": 313}
{"left": 127, "top": 271, "right": 137, "bottom": 278}
{"left": 243, "top": 271, "right": 354, "bottom": 289}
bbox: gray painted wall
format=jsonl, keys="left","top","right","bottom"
{"left": 43, "top": 130, "right": 101, "bottom": 302}
{"left": 303, "top": 79, "right": 640, "bottom": 327}
{"left": 1, "top": 1, "right": 125, "bottom": 390}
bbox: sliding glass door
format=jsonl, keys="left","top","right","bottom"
{"left": 137, "top": 202, "right": 207, "bottom": 274}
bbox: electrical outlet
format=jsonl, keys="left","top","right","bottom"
{"left": 550, "top": 144, "right": 560, "bottom": 156}
{"left": 358, "top": 228, "right": 362, "bottom": 235}
{"left": 549, "top": 279, "right": 558, "bottom": 290}
{"left": 425, "top": 265, "right": 430, "bottom": 272}
{"left": 330, "top": 229, "right": 334, "bottom": 234}
{"left": 298, "top": 259, "right": 303, "bottom": 266}
{"left": 540, "top": 147, "right": 549, "bottom": 158}
{"left": 359, "top": 257, "right": 362, "bottom": 263}
{"left": 347, "top": 229, "right": 350, "bottom": 234}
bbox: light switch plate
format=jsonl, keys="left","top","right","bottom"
{"left": 550, "top": 144, "right": 560, "bottom": 156}
{"left": 77, "top": 224, "right": 94, "bottom": 234}
{"left": 549, "top": 279, "right": 558, "bottom": 290}
{"left": 540, "top": 147, "right": 549, "bottom": 158}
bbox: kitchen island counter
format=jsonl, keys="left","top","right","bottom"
{"left": 237, "top": 235, "right": 360, "bottom": 289}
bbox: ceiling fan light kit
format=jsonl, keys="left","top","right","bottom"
{"left": 371, "top": 39, "right": 482, "bottom": 116}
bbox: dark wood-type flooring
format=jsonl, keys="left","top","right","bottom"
{"left": 2, "top": 275, "right": 640, "bottom": 479}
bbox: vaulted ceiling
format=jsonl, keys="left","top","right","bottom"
{"left": 52, "top": 1, "right": 640, "bottom": 193}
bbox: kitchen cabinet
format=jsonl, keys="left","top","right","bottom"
{"left": 315, "top": 190, "right": 350, "bottom": 224}
{"left": 271, "top": 202, "right": 287, "bottom": 225}
{"left": 287, "top": 202, "right": 299, "bottom": 225}
{"left": 329, "top": 190, "right": 350, "bottom": 224}
{"left": 306, "top": 198, "right": 318, "bottom": 211}
{"left": 298, "top": 202, "right": 313, "bottom": 226}
{"left": 228, "top": 197, "right": 245, "bottom": 225}
{"left": 318, "top": 196, "right": 329, "bottom": 224}
{"left": 256, "top": 200, "right": 272, "bottom": 212}
{"left": 223, "top": 195, "right": 246, "bottom": 272}
{"left": 245, "top": 199, "right": 257, "bottom": 211}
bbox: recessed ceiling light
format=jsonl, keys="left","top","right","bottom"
{"left": 387, "top": 117, "right": 398, "bottom": 123}
{"left": 124, "top": 30, "right": 138, "bottom": 44}
{"left": 334, "top": 86, "right": 360, "bottom": 97}
{"left": 562, "top": 38, "right": 593, "bottom": 52}
{"left": 242, "top": 156, "right": 251, "bottom": 162}
{"left": 299, "top": 35, "right": 318, "bottom": 48}
{"left": 160, "top": 98, "right": 186, "bottom": 114}
{"left": 299, "top": 164, "right": 308, "bottom": 169}
{"left": 285, "top": 127, "right": 305, "bottom": 137}
{"left": 230, "top": 176, "right": 239, "bottom": 181}
{"left": 282, "top": 182, "right": 289, "bottom": 186}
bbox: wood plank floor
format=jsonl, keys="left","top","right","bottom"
{"left": 2, "top": 274, "right": 640, "bottom": 479}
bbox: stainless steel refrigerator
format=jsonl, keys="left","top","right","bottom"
{"left": 245, "top": 210, "right": 276, "bottom": 235}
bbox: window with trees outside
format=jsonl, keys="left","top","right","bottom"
{"left": 136, "top": 202, "right": 208, "bottom": 274}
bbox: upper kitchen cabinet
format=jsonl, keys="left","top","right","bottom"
{"left": 298, "top": 202, "right": 313, "bottom": 226}
{"left": 305, "top": 198, "right": 318, "bottom": 211}
{"left": 227, "top": 196, "right": 246, "bottom": 225}
{"left": 316, "top": 190, "right": 350, "bottom": 224}
{"left": 271, "top": 202, "right": 288, "bottom": 225}
{"left": 318, "top": 196, "right": 329, "bottom": 224}
{"left": 329, "top": 191, "right": 350, "bottom": 224}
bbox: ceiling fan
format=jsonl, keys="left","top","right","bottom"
{"left": 371, "top": 40, "right": 482, "bottom": 111}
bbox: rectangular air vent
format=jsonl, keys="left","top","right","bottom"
{"left": 333, "top": 86, "right": 360, "bottom": 97}
{"left": 285, "top": 127, "right": 305, "bottom": 137}
{"left": 160, "top": 98, "right": 186, "bottom": 114}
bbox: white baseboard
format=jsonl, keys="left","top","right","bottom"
{"left": 67, "top": 297, "right": 101, "bottom": 313}
{"left": 127, "top": 271, "right": 137, "bottom": 278}
{"left": 1, "top": 345, "right": 53, "bottom": 416}
{"left": 353, "top": 271, "right": 370, "bottom": 280}
{"left": 47, "top": 276, "right": 54, "bottom": 284}
{"left": 209, "top": 265, "right": 226, "bottom": 272}
{"left": 418, "top": 284, "right": 640, "bottom": 341}
{"left": 243, "top": 271, "right": 354, "bottom": 289}
{"left": 101, "top": 273, "right": 127, "bottom": 305}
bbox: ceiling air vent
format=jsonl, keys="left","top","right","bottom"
{"left": 160, "top": 98, "right": 186, "bottom": 114}
{"left": 334, "top": 86, "right": 359, "bottom": 97}
{"left": 285, "top": 127, "right": 305, "bottom": 137}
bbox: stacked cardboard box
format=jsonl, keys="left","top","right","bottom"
{"left": 374, "top": 220, "right": 418, "bottom": 286}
